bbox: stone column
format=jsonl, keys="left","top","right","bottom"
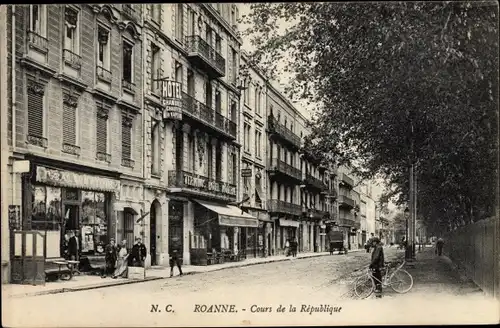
{"left": 159, "top": 197, "right": 170, "bottom": 266}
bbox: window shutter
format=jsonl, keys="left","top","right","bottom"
{"left": 227, "top": 47, "right": 233, "bottom": 82}
{"left": 27, "top": 88, "right": 44, "bottom": 137}
{"left": 96, "top": 111, "right": 108, "bottom": 153}
{"left": 62, "top": 103, "right": 76, "bottom": 145}
{"left": 122, "top": 116, "right": 132, "bottom": 160}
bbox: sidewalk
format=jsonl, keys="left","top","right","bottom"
{"left": 3, "top": 250, "right": 364, "bottom": 298}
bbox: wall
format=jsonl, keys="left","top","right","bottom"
{"left": 444, "top": 216, "right": 500, "bottom": 299}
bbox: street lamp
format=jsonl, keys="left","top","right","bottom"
{"left": 404, "top": 207, "right": 410, "bottom": 260}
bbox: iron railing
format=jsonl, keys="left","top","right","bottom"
{"left": 96, "top": 152, "right": 111, "bottom": 163}
{"left": 122, "top": 79, "right": 136, "bottom": 94}
{"left": 27, "top": 135, "right": 47, "bottom": 148}
{"left": 304, "top": 173, "right": 328, "bottom": 190}
{"left": 267, "top": 199, "right": 302, "bottom": 216}
{"left": 63, "top": 49, "right": 82, "bottom": 69}
{"left": 168, "top": 170, "right": 237, "bottom": 198}
{"left": 27, "top": 31, "right": 48, "bottom": 52}
{"left": 121, "top": 158, "right": 135, "bottom": 168}
{"left": 185, "top": 35, "right": 226, "bottom": 74}
{"left": 268, "top": 115, "right": 301, "bottom": 148}
{"left": 181, "top": 92, "right": 237, "bottom": 138}
{"left": 62, "top": 143, "right": 81, "bottom": 156}
{"left": 96, "top": 66, "right": 112, "bottom": 83}
{"left": 268, "top": 158, "right": 302, "bottom": 181}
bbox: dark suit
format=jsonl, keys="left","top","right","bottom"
{"left": 169, "top": 250, "right": 183, "bottom": 276}
{"left": 129, "top": 243, "right": 147, "bottom": 267}
{"left": 68, "top": 236, "right": 79, "bottom": 260}
{"left": 103, "top": 244, "right": 117, "bottom": 276}
{"left": 370, "top": 244, "right": 385, "bottom": 294}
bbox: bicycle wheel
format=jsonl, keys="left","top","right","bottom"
{"left": 354, "top": 274, "right": 375, "bottom": 299}
{"left": 390, "top": 269, "right": 413, "bottom": 293}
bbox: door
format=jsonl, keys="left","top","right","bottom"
{"left": 168, "top": 201, "right": 184, "bottom": 257}
{"left": 150, "top": 204, "right": 157, "bottom": 266}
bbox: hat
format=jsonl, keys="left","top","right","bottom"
{"left": 372, "top": 237, "right": 381, "bottom": 243}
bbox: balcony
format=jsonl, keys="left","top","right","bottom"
{"left": 168, "top": 170, "right": 236, "bottom": 200}
{"left": 268, "top": 158, "right": 302, "bottom": 182}
{"left": 121, "top": 158, "right": 135, "bottom": 168}
{"left": 122, "top": 79, "right": 136, "bottom": 95}
{"left": 303, "top": 207, "right": 330, "bottom": 220}
{"left": 185, "top": 35, "right": 225, "bottom": 78}
{"left": 338, "top": 214, "right": 356, "bottom": 228}
{"left": 182, "top": 92, "right": 237, "bottom": 139}
{"left": 96, "top": 66, "right": 112, "bottom": 84}
{"left": 63, "top": 49, "right": 82, "bottom": 70}
{"left": 338, "top": 195, "right": 355, "bottom": 209}
{"left": 340, "top": 173, "right": 354, "bottom": 187}
{"left": 96, "top": 152, "right": 111, "bottom": 163}
{"left": 267, "top": 115, "right": 301, "bottom": 149}
{"left": 27, "top": 31, "right": 48, "bottom": 53}
{"left": 303, "top": 173, "right": 328, "bottom": 191}
{"left": 27, "top": 135, "right": 48, "bottom": 148}
{"left": 62, "top": 143, "right": 81, "bottom": 156}
{"left": 267, "top": 199, "right": 302, "bottom": 217}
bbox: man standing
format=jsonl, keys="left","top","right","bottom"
{"left": 130, "top": 237, "right": 147, "bottom": 267}
{"left": 366, "top": 233, "right": 375, "bottom": 253}
{"left": 68, "top": 231, "right": 79, "bottom": 261}
{"left": 369, "top": 237, "right": 385, "bottom": 298}
{"left": 102, "top": 238, "right": 117, "bottom": 278}
{"left": 436, "top": 238, "right": 444, "bottom": 256}
{"left": 169, "top": 249, "right": 183, "bottom": 277}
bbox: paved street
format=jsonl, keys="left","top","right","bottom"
{"left": 3, "top": 247, "right": 497, "bottom": 327}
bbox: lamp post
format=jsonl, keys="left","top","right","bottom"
{"left": 404, "top": 207, "right": 410, "bottom": 260}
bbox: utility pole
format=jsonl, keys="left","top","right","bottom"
{"left": 408, "top": 164, "right": 415, "bottom": 261}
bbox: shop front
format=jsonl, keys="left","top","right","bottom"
{"left": 242, "top": 209, "right": 272, "bottom": 258}
{"left": 190, "top": 199, "right": 258, "bottom": 265}
{"left": 21, "top": 162, "right": 120, "bottom": 267}
{"left": 275, "top": 218, "right": 300, "bottom": 255}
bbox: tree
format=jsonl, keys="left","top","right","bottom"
{"left": 242, "top": 2, "right": 498, "bottom": 232}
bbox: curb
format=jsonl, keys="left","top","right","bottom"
{"left": 8, "top": 250, "right": 365, "bottom": 298}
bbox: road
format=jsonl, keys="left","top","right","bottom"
{"left": 3, "top": 248, "right": 496, "bottom": 327}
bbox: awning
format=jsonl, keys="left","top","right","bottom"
{"left": 279, "top": 218, "right": 300, "bottom": 228}
{"left": 194, "top": 199, "right": 258, "bottom": 228}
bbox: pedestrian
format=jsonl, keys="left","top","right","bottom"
{"left": 366, "top": 233, "right": 375, "bottom": 253}
{"left": 112, "top": 240, "right": 129, "bottom": 279}
{"left": 68, "top": 231, "right": 80, "bottom": 261}
{"left": 169, "top": 249, "right": 183, "bottom": 277}
{"left": 129, "top": 237, "right": 147, "bottom": 267}
{"left": 436, "top": 238, "right": 444, "bottom": 256}
{"left": 369, "top": 237, "right": 385, "bottom": 298}
{"left": 102, "top": 238, "right": 117, "bottom": 278}
{"left": 285, "top": 239, "right": 290, "bottom": 256}
{"left": 291, "top": 238, "right": 298, "bottom": 257}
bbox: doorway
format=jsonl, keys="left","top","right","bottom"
{"left": 150, "top": 201, "right": 161, "bottom": 266}
{"left": 168, "top": 201, "right": 184, "bottom": 256}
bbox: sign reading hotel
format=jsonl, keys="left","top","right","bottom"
{"left": 183, "top": 173, "right": 237, "bottom": 197}
{"left": 162, "top": 80, "right": 183, "bottom": 121}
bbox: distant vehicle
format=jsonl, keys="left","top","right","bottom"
{"left": 327, "top": 230, "right": 348, "bottom": 255}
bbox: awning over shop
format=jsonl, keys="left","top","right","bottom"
{"left": 279, "top": 218, "right": 300, "bottom": 228}
{"left": 194, "top": 199, "right": 259, "bottom": 228}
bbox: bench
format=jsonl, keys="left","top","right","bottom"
{"left": 45, "top": 260, "right": 74, "bottom": 282}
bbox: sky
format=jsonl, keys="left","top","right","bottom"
{"left": 237, "top": 3, "right": 314, "bottom": 120}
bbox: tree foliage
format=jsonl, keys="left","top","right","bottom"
{"left": 242, "top": 2, "right": 499, "bottom": 233}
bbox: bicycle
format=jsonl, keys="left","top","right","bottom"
{"left": 353, "top": 260, "right": 413, "bottom": 299}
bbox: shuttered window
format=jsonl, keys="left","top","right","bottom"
{"left": 62, "top": 103, "right": 76, "bottom": 145}
{"left": 27, "top": 87, "right": 45, "bottom": 137}
{"left": 96, "top": 111, "right": 108, "bottom": 153}
{"left": 122, "top": 117, "right": 132, "bottom": 160}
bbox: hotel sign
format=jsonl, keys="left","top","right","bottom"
{"left": 36, "top": 166, "right": 120, "bottom": 193}
{"left": 162, "top": 80, "right": 183, "bottom": 121}
{"left": 182, "top": 172, "right": 237, "bottom": 197}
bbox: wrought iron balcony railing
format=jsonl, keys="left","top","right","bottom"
{"left": 168, "top": 170, "right": 237, "bottom": 198}
{"left": 338, "top": 195, "right": 355, "bottom": 208}
{"left": 27, "top": 31, "right": 48, "bottom": 53}
{"left": 268, "top": 115, "right": 302, "bottom": 149}
{"left": 27, "top": 135, "right": 48, "bottom": 148}
{"left": 121, "top": 158, "right": 135, "bottom": 168}
{"left": 181, "top": 92, "right": 237, "bottom": 138}
{"left": 96, "top": 152, "right": 111, "bottom": 163}
{"left": 96, "top": 66, "right": 112, "bottom": 83}
{"left": 63, "top": 49, "right": 82, "bottom": 69}
{"left": 62, "top": 143, "right": 81, "bottom": 156}
{"left": 304, "top": 173, "right": 328, "bottom": 190}
{"left": 267, "top": 199, "right": 302, "bottom": 216}
{"left": 268, "top": 158, "right": 302, "bottom": 181}
{"left": 185, "top": 35, "right": 226, "bottom": 77}
{"left": 122, "top": 79, "right": 136, "bottom": 94}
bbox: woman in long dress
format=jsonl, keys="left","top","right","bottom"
{"left": 112, "top": 240, "right": 129, "bottom": 279}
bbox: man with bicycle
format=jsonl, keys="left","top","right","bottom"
{"left": 369, "top": 237, "right": 385, "bottom": 298}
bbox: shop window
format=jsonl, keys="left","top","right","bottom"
{"left": 80, "top": 191, "right": 109, "bottom": 255}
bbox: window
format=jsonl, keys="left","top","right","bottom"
{"left": 122, "top": 40, "right": 134, "bottom": 88}
{"left": 187, "top": 7, "right": 195, "bottom": 36}
{"left": 215, "top": 141, "right": 222, "bottom": 180}
{"left": 255, "top": 131, "right": 262, "bottom": 158}
{"left": 29, "top": 5, "right": 47, "bottom": 36}
{"left": 243, "top": 123, "right": 251, "bottom": 152}
{"left": 64, "top": 7, "right": 80, "bottom": 55}
{"left": 230, "top": 101, "right": 237, "bottom": 122}
{"left": 188, "top": 134, "right": 195, "bottom": 171}
{"left": 254, "top": 86, "right": 258, "bottom": 110}
{"left": 231, "top": 49, "right": 238, "bottom": 84}
{"left": 27, "top": 81, "right": 46, "bottom": 145}
{"left": 231, "top": 6, "right": 236, "bottom": 26}
{"left": 215, "top": 90, "right": 221, "bottom": 113}
{"left": 205, "top": 24, "right": 213, "bottom": 46}
{"left": 121, "top": 116, "right": 133, "bottom": 164}
{"left": 256, "top": 89, "right": 261, "bottom": 114}
{"left": 244, "top": 81, "right": 250, "bottom": 105}
{"left": 151, "top": 43, "right": 161, "bottom": 94}
{"left": 151, "top": 120, "right": 161, "bottom": 175}
{"left": 97, "top": 26, "right": 111, "bottom": 81}
{"left": 187, "top": 69, "right": 195, "bottom": 96}
{"left": 151, "top": 4, "right": 161, "bottom": 24}
{"left": 207, "top": 140, "right": 213, "bottom": 178}
{"left": 254, "top": 130, "right": 258, "bottom": 157}
{"left": 175, "top": 4, "right": 184, "bottom": 42}
{"left": 231, "top": 153, "right": 237, "bottom": 184}
{"left": 96, "top": 106, "right": 110, "bottom": 161}
{"left": 215, "top": 34, "right": 222, "bottom": 53}
{"left": 175, "top": 61, "right": 183, "bottom": 84}
{"left": 62, "top": 94, "right": 78, "bottom": 148}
